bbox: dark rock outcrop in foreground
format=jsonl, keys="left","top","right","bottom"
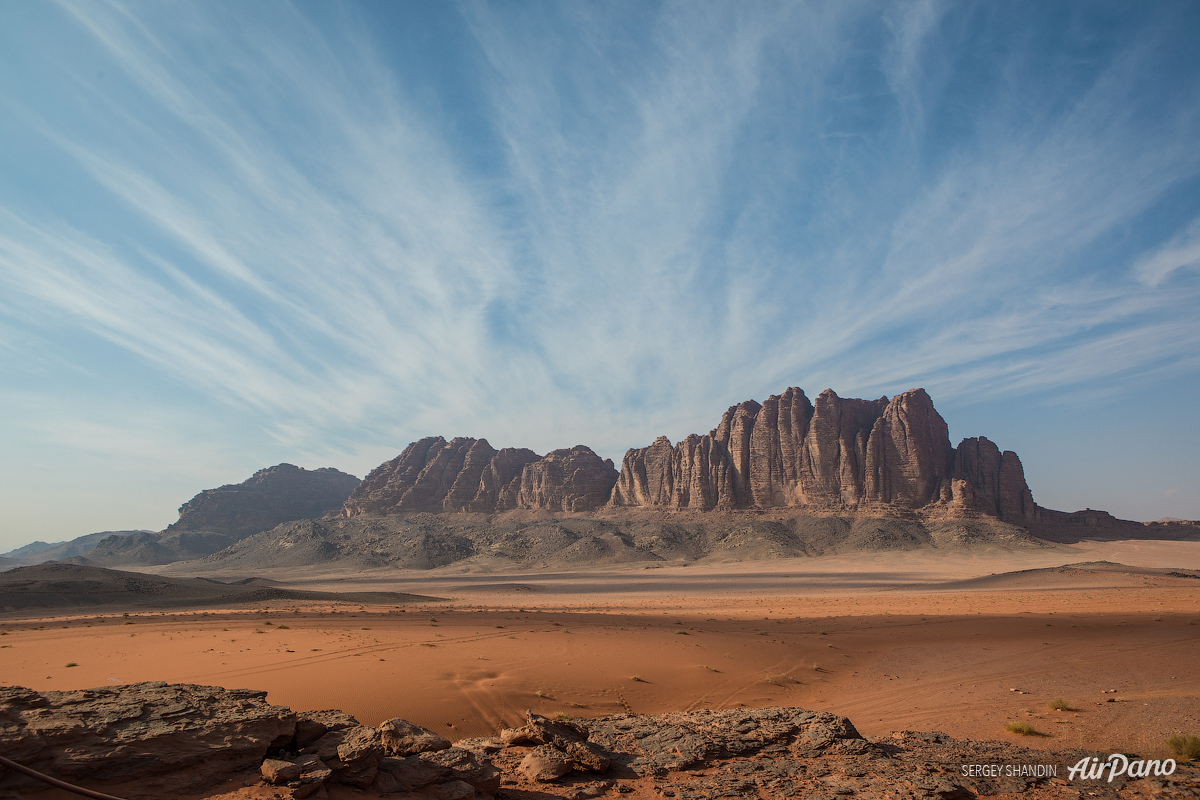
{"left": 76, "top": 464, "right": 360, "bottom": 567}
{"left": 1, "top": 683, "right": 1194, "bottom": 799}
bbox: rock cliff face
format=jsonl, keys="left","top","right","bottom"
{"left": 611, "top": 387, "right": 1033, "bottom": 524}
{"left": 343, "top": 387, "right": 1035, "bottom": 524}
{"left": 343, "top": 438, "right": 617, "bottom": 517}
{"left": 170, "top": 463, "right": 361, "bottom": 537}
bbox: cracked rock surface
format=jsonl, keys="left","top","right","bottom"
{"left": 2, "top": 685, "right": 1197, "bottom": 799}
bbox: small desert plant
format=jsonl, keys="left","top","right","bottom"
{"left": 631, "top": 675, "right": 645, "bottom": 682}
{"left": 701, "top": 665, "right": 720, "bottom": 672}
{"left": 675, "top": 630, "right": 690, "bottom": 635}
{"left": 1005, "top": 721, "right": 1040, "bottom": 736}
{"left": 277, "top": 624, "right": 289, "bottom": 630}
{"left": 1167, "top": 734, "right": 1200, "bottom": 761}
{"left": 1048, "top": 698, "right": 1073, "bottom": 711}
{"left": 361, "top": 627, "right": 371, "bottom": 630}
{"left": 64, "top": 662, "right": 77, "bottom": 668}
{"left": 535, "top": 689, "right": 545, "bottom": 698}
{"left": 553, "top": 711, "right": 571, "bottom": 722}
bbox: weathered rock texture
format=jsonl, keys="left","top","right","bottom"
{"left": 0, "top": 681, "right": 295, "bottom": 795}
{"left": 611, "top": 387, "right": 1036, "bottom": 524}
{"left": 343, "top": 438, "right": 617, "bottom": 516}
{"left": 3, "top": 685, "right": 1195, "bottom": 799}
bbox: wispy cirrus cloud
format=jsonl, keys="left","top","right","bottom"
{"left": 0, "top": 0, "right": 1199, "bottom": 540}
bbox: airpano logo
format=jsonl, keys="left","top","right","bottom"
{"left": 1068, "top": 754, "right": 1176, "bottom": 782}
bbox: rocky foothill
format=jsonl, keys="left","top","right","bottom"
{"left": 343, "top": 388, "right": 1039, "bottom": 525}
{"left": 1, "top": 683, "right": 1196, "bottom": 799}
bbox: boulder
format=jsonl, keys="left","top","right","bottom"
{"left": 379, "top": 716, "right": 451, "bottom": 756}
{"left": 520, "top": 744, "right": 575, "bottom": 782}
{"left": 261, "top": 758, "right": 302, "bottom": 784}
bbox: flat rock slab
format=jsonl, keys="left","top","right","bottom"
{"left": 0, "top": 681, "right": 296, "bottom": 798}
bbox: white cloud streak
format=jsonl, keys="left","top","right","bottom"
{"left": 0, "top": 0, "right": 1197, "bottom": 475}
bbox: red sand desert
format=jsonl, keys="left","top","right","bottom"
{"left": 3, "top": 539, "right": 1198, "bottom": 767}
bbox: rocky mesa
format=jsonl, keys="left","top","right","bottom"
{"left": 343, "top": 387, "right": 1037, "bottom": 525}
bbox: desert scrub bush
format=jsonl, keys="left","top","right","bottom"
{"left": 553, "top": 712, "right": 571, "bottom": 722}
{"left": 277, "top": 624, "right": 289, "bottom": 629}
{"left": 1004, "top": 721, "right": 1040, "bottom": 736}
{"left": 1048, "top": 698, "right": 1074, "bottom": 711}
{"left": 1168, "top": 734, "right": 1200, "bottom": 761}
{"left": 631, "top": 675, "right": 645, "bottom": 682}
{"left": 64, "top": 662, "right": 77, "bottom": 668}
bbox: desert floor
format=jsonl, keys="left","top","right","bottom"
{"left": 2, "top": 539, "right": 1199, "bottom": 760}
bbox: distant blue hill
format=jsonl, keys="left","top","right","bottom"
{"left": 0, "top": 530, "right": 150, "bottom": 567}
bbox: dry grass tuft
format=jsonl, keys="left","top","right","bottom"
{"left": 1004, "top": 721, "right": 1041, "bottom": 736}
{"left": 1168, "top": 734, "right": 1200, "bottom": 761}
{"left": 1048, "top": 698, "right": 1074, "bottom": 711}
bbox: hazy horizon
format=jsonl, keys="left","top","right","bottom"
{"left": 2, "top": 1, "right": 1199, "bottom": 549}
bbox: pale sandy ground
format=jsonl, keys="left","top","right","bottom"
{"left": 2, "top": 538, "right": 1199, "bottom": 771}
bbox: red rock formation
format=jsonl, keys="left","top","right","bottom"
{"left": 346, "top": 386, "right": 1036, "bottom": 524}
{"left": 863, "top": 388, "right": 953, "bottom": 507}
{"left": 749, "top": 387, "right": 813, "bottom": 508}
{"left": 343, "top": 441, "right": 616, "bottom": 516}
{"left": 499, "top": 446, "right": 618, "bottom": 512}
{"left": 949, "top": 437, "right": 1035, "bottom": 523}
{"left": 609, "top": 386, "right": 1034, "bottom": 522}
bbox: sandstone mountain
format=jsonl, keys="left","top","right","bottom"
{"left": 609, "top": 388, "right": 1037, "bottom": 523}
{"left": 75, "top": 464, "right": 360, "bottom": 567}
{"left": 345, "top": 387, "right": 1037, "bottom": 525}
{"left": 343, "top": 439, "right": 617, "bottom": 517}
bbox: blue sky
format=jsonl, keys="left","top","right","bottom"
{"left": 2, "top": 1, "right": 1199, "bottom": 549}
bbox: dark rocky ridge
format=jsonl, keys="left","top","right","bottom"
{"left": 75, "top": 464, "right": 360, "bottom": 567}
{"left": 1, "top": 683, "right": 1193, "bottom": 799}
{"left": 0, "top": 563, "right": 436, "bottom": 611}
{"left": 170, "top": 463, "right": 360, "bottom": 537}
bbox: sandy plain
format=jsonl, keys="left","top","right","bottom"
{"left": 2, "top": 538, "right": 1199, "bottom": 765}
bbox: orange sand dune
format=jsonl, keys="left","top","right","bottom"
{"left": 2, "top": 541, "right": 1198, "bottom": 759}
